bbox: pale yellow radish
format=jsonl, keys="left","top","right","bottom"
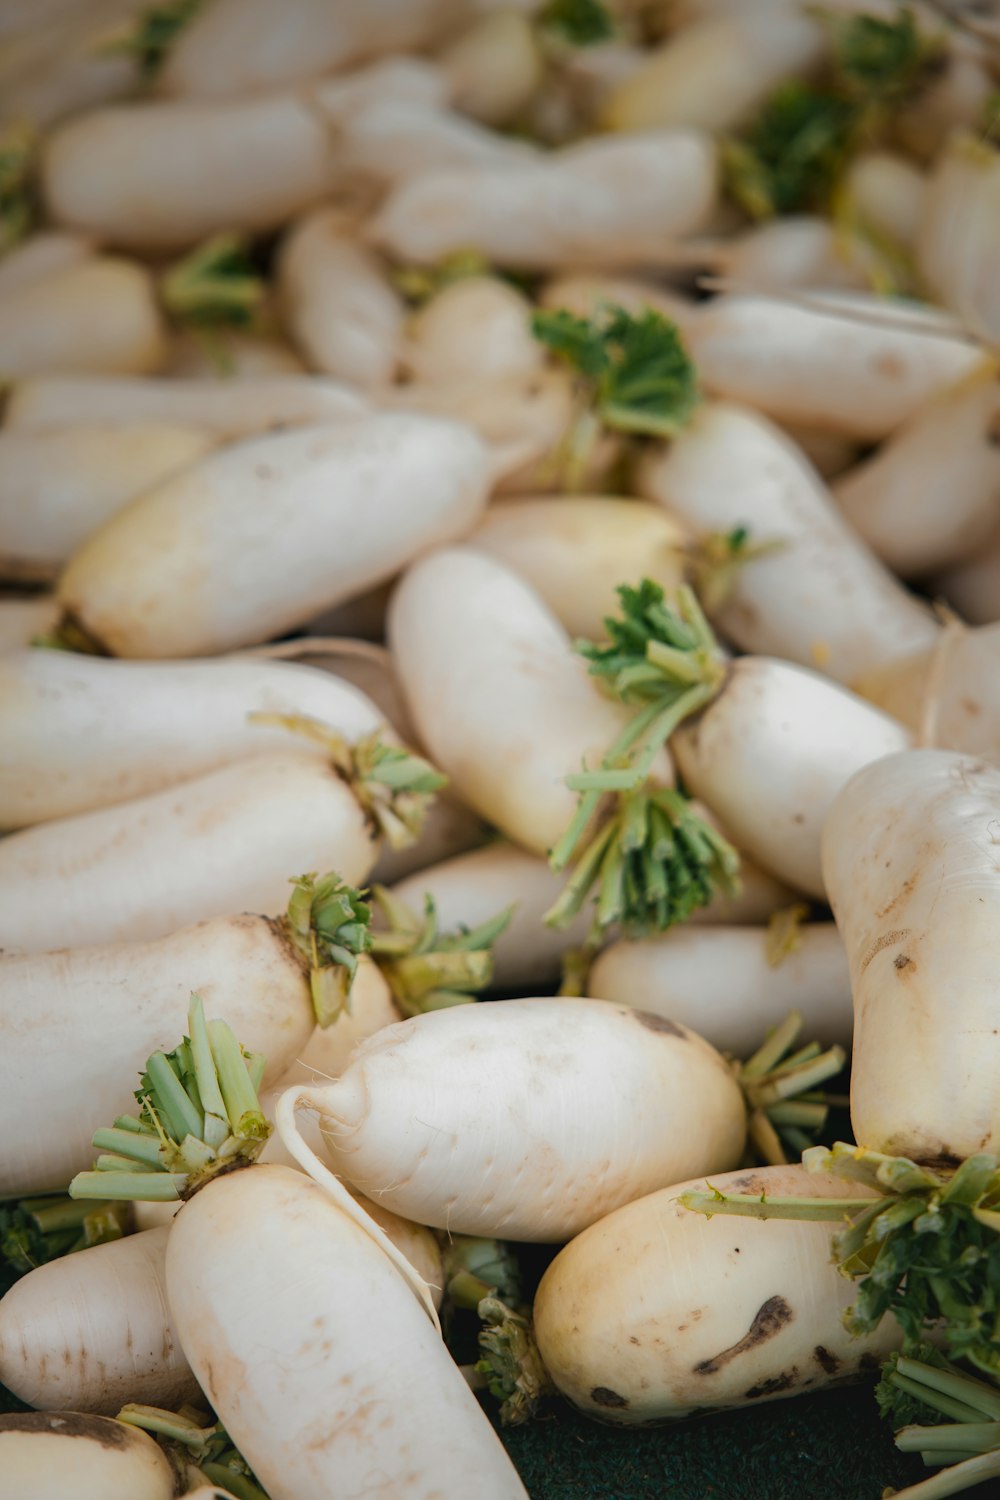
{"left": 0, "top": 1412, "right": 175, "bottom": 1500}
{"left": 932, "top": 523, "right": 1000, "bottom": 625}
{"left": 401, "top": 275, "right": 543, "bottom": 386}
{"left": 438, "top": 8, "right": 543, "bottom": 125}
{"left": 0, "top": 231, "right": 94, "bottom": 299}
{"left": 0, "top": 258, "right": 166, "bottom": 379}
{"left": 843, "top": 150, "right": 927, "bottom": 251}
{"left": 854, "top": 623, "right": 1000, "bottom": 756}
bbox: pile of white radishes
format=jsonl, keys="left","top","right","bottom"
{"left": 2, "top": 1, "right": 1000, "bottom": 1497}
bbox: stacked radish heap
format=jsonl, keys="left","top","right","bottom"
{"left": 3, "top": 1, "right": 1000, "bottom": 1497}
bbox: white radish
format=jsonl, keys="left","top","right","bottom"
{"left": 0, "top": 424, "right": 215, "bottom": 582}
{"left": 388, "top": 546, "right": 665, "bottom": 857}
{"left": 843, "top": 150, "right": 927, "bottom": 252}
{"left": 671, "top": 656, "right": 910, "bottom": 897}
{"left": 334, "top": 97, "right": 537, "bottom": 186}
{"left": 685, "top": 292, "right": 985, "bottom": 440}
{"left": 0, "top": 258, "right": 166, "bottom": 379}
{"left": 0, "top": 596, "right": 59, "bottom": 652}
{"left": 469, "top": 495, "right": 690, "bottom": 639}
{"left": 57, "top": 413, "right": 490, "bottom": 658}
{"left": 166, "top": 1165, "right": 528, "bottom": 1499}
{"left": 854, "top": 622, "right": 1000, "bottom": 755}
{"left": 637, "top": 402, "right": 941, "bottom": 684}
{"left": 707, "top": 217, "right": 874, "bottom": 293}
{"left": 0, "top": 231, "right": 95, "bottom": 300}
{"left": 438, "top": 8, "right": 543, "bottom": 125}
{"left": 931, "top": 522, "right": 1000, "bottom": 625}
{"left": 42, "top": 94, "right": 336, "bottom": 249}
{"left": 0, "top": 647, "right": 385, "bottom": 827}
{"left": 0, "top": 1412, "right": 175, "bottom": 1500}
{"left": 162, "top": 331, "right": 306, "bottom": 378}
{"left": 917, "top": 135, "right": 1000, "bottom": 349}
{"left": 533, "top": 1163, "right": 899, "bottom": 1423}
{"left": 274, "top": 957, "right": 403, "bottom": 1090}
{"left": 602, "top": 9, "right": 824, "bottom": 134}
{"left": 833, "top": 369, "right": 1000, "bottom": 577}
{"left": 0, "top": 1227, "right": 198, "bottom": 1412}
{"left": 0, "top": 752, "right": 377, "bottom": 954}
{"left": 276, "top": 209, "right": 404, "bottom": 388}
{"left": 371, "top": 130, "right": 718, "bottom": 269}
{"left": 538, "top": 271, "right": 696, "bottom": 334}
{"left": 401, "top": 276, "right": 543, "bottom": 387}
{"left": 0, "top": 0, "right": 142, "bottom": 130}
{"left": 822, "top": 748, "right": 1000, "bottom": 1162}
{"left": 280, "top": 997, "right": 746, "bottom": 1240}
{"left": 4, "top": 373, "right": 366, "bottom": 436}
{"left": 311, "top": 55, "right": 449, "bottom": 124}
{"left": 588, "top": 924, "right": 852, "bottom": 1054}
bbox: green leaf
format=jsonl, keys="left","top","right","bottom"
{"left": 537, "top": 0, "right": 614, "bottom": 47}
{"left": 0, "top": 121, "right": 37, "bottom": 256}
{"left": 722, "top": 81, "right": 858, "bottom": 219}
{"left": 102, "top": 0, "right": 205, "bottom": 77}
{"left": 161, "top": 232, "right": 265, "bottom": 330}
{"left": 828, "top": 9, "right": 936, "bottom": 104}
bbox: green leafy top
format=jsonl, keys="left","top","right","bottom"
{"left": 283, "top": 872, "right": 372, "bottom": 1028}
{"left": 537, "top": 0, "right": 615, "bottom": 47}
{"left": 160, "top": 232, "right": 266, "bottom": 330}
{"left": 368, "top": 887, "right": 513, "bottom": 1017}
{"left": 827, "top": 8, "right": 939, "bottom": 103}
{"left": 476, "top": 1297, "right": 554, "bottom": 1426}
{"left": 117, "top": 1404, "right": 269, "bottom": 1500}
{"left": 531, "top": 304, "right": 700, "bottom": 439}
{"left": 102, "top": 0, "right": 205, "bottom": 77}
{"left": 0, "top": 121, "right": 37, "bottom": 257}
{"left": 876, "top": 1345, "right": 966, "bottom": 1429}
{"left": 0, "top": 1194, "right": 130, "bottom": 1297}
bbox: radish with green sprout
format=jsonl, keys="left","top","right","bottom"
{"left": 276, "top": 208, "right": 404, "bottom": 388}
{"left": 539, "top": 271, "right": 696, "bottom": 332}
{"left": 41, "top": 94, "right": 337, "bottom": 249}
{"left": 0, "top": 1412, "right": 177, "bottom": 1500}
{"left": 371, "top": 129, "right": 719, "bottom": 269}
{"left": 532, "top": 1162, "right": 900, "bottom": 1424}
{"left": 832, "top": 371, "right": 1000, "bottom": 578}
{"left": 637, "top": 401, "right": 941, "bottom": 683}
{"left": 0, "top": 256, "right": 167, "bottom": 379}
{"left": 4, "top": 372, "right": 367, "bottom": 435}
{"left": 163, "top": 329, "right": 306, "bottom": 378}
{"left": 0, "top": 648, "right": 385, "bottom": 826}
{"left": 854, "top": 622, "right": 1000, "bottom": 757}
{"left": 0, "top": 869, "right": 374, "bottom": 1190}
{"left": 401, "top": 276, "right": 544, "bottom": 387}
{"left": 277, "top": 996, "right": 747, "bottom": 1240}
{"left": 69, "top": 997, "right": 531, "bottom": 1500}
{"left": 0, "top": 733, "right": 441, "bottom": 954}
{"left": 57, "top": 412, "right": 489, "bottom": 658}
{"left": 0, "top": 424, "right": 216, "bottom": 583}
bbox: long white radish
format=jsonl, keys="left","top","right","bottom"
{"left": 58, "top": 413, "right": 490, "bottom": 658}
{"left": 0, "top": 231, "right": 95, "bottom": 300}
{"left": 0, "top": 1, "right": 142, "bottom": 130}
{"left": 822, "top": 749, "right": 1000, "bottom": 1162}
{"left": 276, "top": 209, "right": 404, "bottom": 388}
{"left": 685, "top": 292, "right": 985, "bottom": 440}
{"left": 0, "top": 596, "right": 59, "bottom": 652}
{"left": 401, "top": 276, "right": 543, "bottom": 387}
{"left": 280, "top": 997, "right": 746, "bottom": 1240}
{"left": 310, "top": 55, "right": 448, "bottom": 124}
{"left": 0, "top": 257, "right": 166, "bottom": 379}
{"left": 0, "top": 425, "right": 215, "bottom": 582}
{"left": 854, "top": 623, "right": 1000, "bottom": 755}
{"left": 671, "top": 656, "right": 910, "bottom": 897}
{"left": 931, "top": 522, "right": 1000, "bottom": 625}
{"left": 0, "top": 1226, "right": 198, "bottom": 1412}
{"left": 371, "top": 130, "right": 718, "bottom": 268}
{"left": 42, "top": 94, "right": 336, "bottom": 249}
{"left": 637, "top": 402, "right": 941, "bottom": 683}
{"left": 538, "top": 271, "right": 696, "bottom": 334}
{"left": 588, "top": 924, "right": 852, "bottom": 1054}
{"left": 917, "top": 135, "right": 1000, "bottom": 348}
{"left": 0, "top": 1412, "right": 175, "bottom": 1500}
{"left": 388, "top": 546, "right": 665, "bottom": 857}
{"left": 833, "top": 370, "right": 1000, "bottom": 577}
{"left": 4, "top": 373, "right": 366, "bottom": 435}
{"left": 533, "top": 1163, "right": 900, "bottom": 1424}
{"left": 0, "top": 752, "right": 378, "bottom": 954}
{"left": 165, "top": 1164, "right": 529, "bottom": 1499}
{"left": 0, "top": 649, "right": 384, "bottom": 826}
{"left": 706, "top": 217, "right": 873, "bottom": 293}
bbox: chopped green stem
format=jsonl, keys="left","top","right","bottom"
{"left": 118, "top": 1403, "right": 270, "bottom": 1500}
{"left": 90, "top": 1127, "right": 165, "bottom": 1168}
{"left": 885, "top": 1449, "right": 1000, "bottom": 1497}
{"left": 368, "top": 888, "right": 512, "bottom": 1016}
{"left": 0, "top": 1193, "right": 131, "bottom": 1281}
{"left": 732, "top": 1011, "right": 845, "bottom": 1163}
{"left": 201, "top": 1464, "right": 271, "bottom": 1500}
{"left": 71, "top": 1171, "right": 185, "bottom": 1202}
{"left": 891, "top": 1386, "right": 994, "bottom": 1430}
{"left": 209, "top": 1020, "right": 268, "bottom": 1139}
{"left": 680, "top": 1187, "right": 868, "bottom": 1222}
{"left": 690, "top": 527, "right": 786, "bottom": 615}
{"left": 283, "top": 870, "right": 373, "bottom": 1027}
{"left": 747, "top": 1109, "right": 789, "bottom": 1168}
{"left": 891, "top": 1359, "right": 1000, "bottom": 1422}
{"left": 391, "top": 248, "right": 493, "bottom": 305}
{"left": 476, "top": 1297, "right": 554, "bottom": 1426}
{"left": 144, "top": 1051, "right": 204, "bottom": 1144}
{"left": 161, "top": 232, "right": 265, "bottom": 329}
{"left": 897, "top": 1423, "right": 1000, "bottom": 1456}
{"left": 740, "top": 1010, "right": 804, "bottom": 1080}
{"left": 442, "top": 1236, "right": 521, "bottom": 1312}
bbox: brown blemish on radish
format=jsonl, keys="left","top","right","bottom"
{"left": 632, "top": 1011, "right": 686, "bottom": 1038}
{"left": 693, "top": 1295, "right": 792, "bottom": 1375}
{"left": 894, "top": 954, "right": 914, "bottom": 972}
{"left": 744, "top": 1368, "right": 797, "bottom": 1399}
{"left": 814, "top": 1346, "right": 840, "bottom": 1374}
{"left": 859, "top": 928, "right": 911, "bottom": 974}
{"left": 590, "top": 1386, "right": 629, "bottom": 1408}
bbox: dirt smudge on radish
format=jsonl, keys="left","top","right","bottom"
{"left": 859, "top": 928, "right": 911, "bottom": 974}
{"left": 632, "top": 1010, "right": 686, "bottom": 1038}
{"left": 692, "top": 1295, "right": 792, "bottom": 1375}
{"left": 590, "top": 1386, "right": 629, "bottom": 1408}
{"left": 744, "top": 1368, "right": 797, "bottom": 1399}
{"left": 813, "top": 1345, "right": 840, "bottom": 1374}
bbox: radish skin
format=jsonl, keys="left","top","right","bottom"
{"left": 335, "top": 98, "right": 537, "bottom": 186}
{"left": 637, "top": 402, "right": 941, "bottom": 684}
{"left": 274, "top": 956, "right": 403, "bottom": 1089}
{"left": 0, "top": 1412, "right": 175, "bottom": 1500}
{"left": 0, "top": 649, "right": 384, "bottom": 826}
{"left": 0, "top": 232, "right": 95, "bottom": 300}
{"left": 822, "top": 749, "right": 1000, "bottom": 1162}
{"left": 438, "top": 9, "right": 543, "bottom": 125}
{"left": 0, "top": 258, "right": 166, "bottom": 379}
{"left": 917, "top": 136, "right": 1000, "bottom": 348}
{"left": 533, "top": 1164, "right": 900, "bottom": 1424}
{"left": 932, "top": 523, "right": 1000, "bottom": 625}
{"left": 165, "top": 1164, "right": 529, "bottom": 1499}
{"left": 843, "top": 151, "right": 927, "bottom": 252}
{"left": 0, "top": 752, "right": 376, "bottom": 955}
{"left": 284, "top": 997, "right": 746, "bottom": 1240}
{"left": 162, "top": 331, "right": 306, "bottom": 378}
{"left": 401, "top": 276, "right": 543, "bottom": 387}
{"left": 671, "top": 657, "right": 910, "bottom": 897}
{"left": 0, "top": 425, "right": 216, "bottom": 583}
{"left": 588, "top": 924, "right": 852, "bottom": 1054}
{"left": 854, "top": 623, "right": 1000, "bottom": 756}
{"left": 58, "top": 414, "right": 489, "bottom": 658}
{"left": 0, "top": 1226, "right": 197, "bottom": 1413}
{"left": 538, "top": 272, "right": 696, "bottom": 334}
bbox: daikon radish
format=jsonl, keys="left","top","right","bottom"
{"left": 685, "top": 292, "right": 985, "bottom": 440}
{"left": 0, "top": 750, "right": 390, "bottom": 954}
{"left": 0, "top": 1412, "right": 175, "bottom": 1500}
{"left": 162, "top": 330, "right": 306, "bottom": 377}
{"left": 258, "top": 633, "right": 414, "bottom": 730}
{"left": 42, "top": 94, "right": 335, "bottom": 249}
{"left": 276, "top": 209, "right": 404, "bottom": 388}
{"left": 917, "top": 135, "right": 1000, "bottom": 349}
{"left": 776, "top": 422, "right": 859, "bottom": 481}
{"left": 279, "top": 997, "right": 746, "bottom": 1239}
{"left": 469, "top": 495, "right": 690, "bottom": 638}
{"left": 0, "top": 258, "right": 166, "bottom": 379}
{"left": 58, "top": 413, "right": 489, "bottom": 658}
{"left": 4, "top": 373, "right": 366, "bottom": 435}
{"left": 334, "top": 97, "right": 537, "bottom": 186}
{"left": 311, "top": 55, "right": 448, "bottom": 123}
{"left": 538, "top": 271, "right": 696, "bottom": 334}
{"left": 603, "top": 9, "right": 824, "bottom": 133}
{"left": 401, "top": 275, "right": 543, "bottom": 386}
{"left": 159, "top": 0, "right": 464, "bottom": 98}
{"left": 0, "top": 647, "right": 389, "bottom": 827}
{"left": 388, "top": 546, "right": 664, "bottom": 856}
{"left": 855, "top": 623, "right": 1000, "bottom": 755}
{"left": 708, "top": 216, "right": 873, "bottom": 292}
{"left": 273, "top": 957, "right": 403, "bottom": 1090}
{"left": 637, "top": 401, "right": 941, "bottom": 683}
{"left": 533, "top": 1163, "right": 899, "bottom": 1423}
{"left": 439, "top": 8, "right": 543, "bottom": 124}
{"left": 0, "top": 425, "right": 215, "bottom": 582}
{"left": 0, "top": 231, "right": 94, "bottom": 299}
{"left": 823, "top": 749, "right": 1000, "bottom": 1162}
{"left": 833, "top": 370, "right": 1000, "bottom": 577}
{"left": 0, "top": 1227, "right": 197, "bottom": 1412}
{"left": 932, "top": 522, "right": 1000, "bottom": 625}
{"left": 589, "top": 923, "right": 852, "bottom": 1054}
{"left": 0, "top": 596, "right": 59, "bottom": 652}
{"left": 671, "top": 656, "right": 910, "bottom": 897}
{"left": 843, "top": 150, "right": 926, "bottom": 251}
{"left": 371, "top": 129, "right": 718, "bottom": 268}
{"left": 0, "top": 0, "right": 142, "bottom": 130}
